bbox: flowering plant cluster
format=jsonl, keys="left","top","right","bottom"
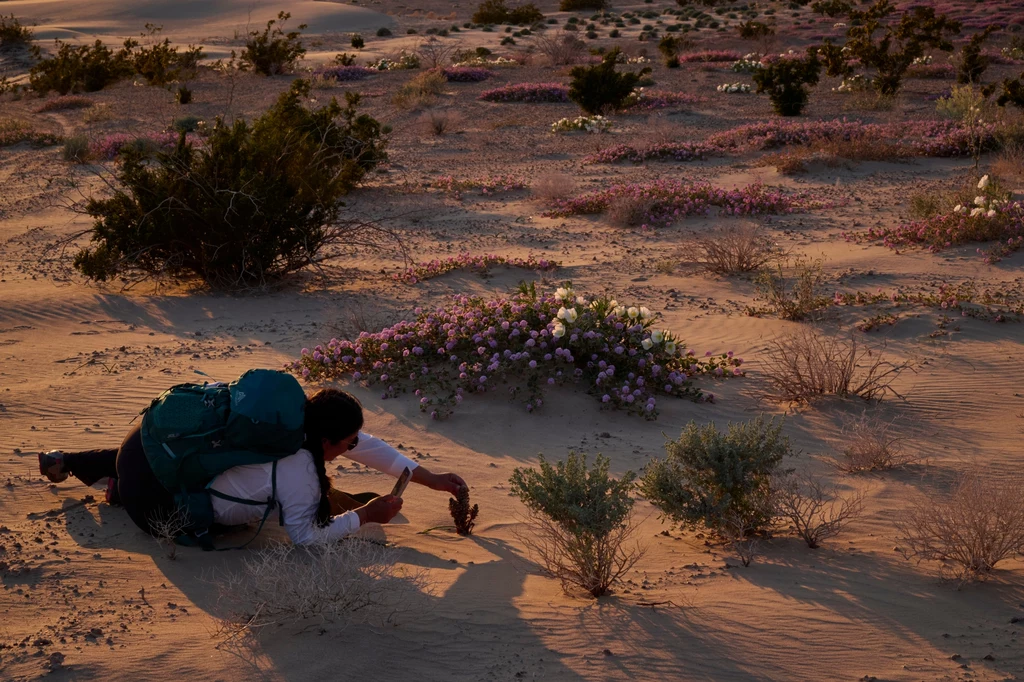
{"left": 678, "top": 50, "right": 743, "bottom": 63}
{"left": 433, "top": 173, "right": 529, "bottom": 198}
{"left": 546, "top": 180, "right": 799, "bottom": 226}
{"left": 289, "top": 283, "right": 745, "bottom": 419}
{"left": 583, "top": 141, "right": 712, "bottom": 164}
{"left": 89, "top": 132, "right": 181, "bottom": 160}
{"left": 833, "top": 279, "right": 1024, "bottom": 323}
{"left": 730, "top": 54, "right": 764, "bottom": 73}
{"left": 392, "top": 253, "right": 559, "bottom": 284}
{"left": 717, "top": 82, "right": 751, "bottom": 93}
{"left": 0, "top": 119, "right": 62, "bottom": 148}
{"left": 441, "top": 66, "right": 495, "bottom": 82}
{"left": 452, "top": 56, "right": 521, "bottom": 68}
{"left": 1002, "top": 46, "right": 1024, "bottom": 62}
{"left": 619, "top": 88, "right": 705, "bottom": 113}
{"left": 313, "top": 65, "right": 377, "bottom": 81}
{"left": 479, "top": 82, "right": 570, "bottom": 103}
{"left": 368, "top": 51, "right": 421, "bottom": 70}
{"left": 906, "top": 62, "right": 954, "bottom": 78}
{"left": 551, "top": 115, "right": 612, "bottom": 134}
{"left": 833, "top": 74, "right": 872, "bottom": 92}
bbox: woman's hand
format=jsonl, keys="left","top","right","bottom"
{"left": 412, "top": 467, "right": 467, "bottom": 496}
{"left": 355, "top": 494, "right": 403, "bottom": 525}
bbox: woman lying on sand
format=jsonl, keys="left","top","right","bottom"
{"left": 38, "top": 386, "right": 467, "bottom": 545}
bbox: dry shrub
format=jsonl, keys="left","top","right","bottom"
{"left": 392, "top": 69, "right": 446, "bottom": 110}
{"left": 149, "top": 506, "right": 192, "bottom": 560}
{"left": 896, "top": 474, "right": 1024, "bottom": 585}
{"left": 722, "top": 512, "right": 762, "bottom": 567}
{"left": 309, "top": 71, "right": 338, "bottom": 90}
{"left": 761, "top": 329, "right": 907, "bottom": 402}
{"left": 692, "top": 224, "right": 779, "bottom": 275}
{"left": 534, "top": 33, "right": 586, "bottom": 66}
{"left": 832, "top": 412, "right": 918, "bottom": 472}
{"left": 758, "top": 149, "right": 811, "bottom": 175}
{"left": 531, "top": 172, "right": 576, "bottom": 205}
{"left": 62, "top": 134, "right": 90, "bottom": 163}
{"left": 417, "top": 37, "right": 457, "bottom": 69}
{"left": 606, "top": 194, "right": 654, "bottom": 227}
{"left": 419, "top": 108, "right": 461, "bottom": 136}
{"left": 991, "top": 143, "right": 1024, "bottom": 182}
{"left": 773, "top": 472, "right": 863, "bottom": 548}
{"left": 215, "top": 539, "right": 426, "bottom": 637}
{"left": 82, "top": 103, "right": 114, "bottom": 123}
{"left": 751, "top": 258, "right": 832, "bottom": 321}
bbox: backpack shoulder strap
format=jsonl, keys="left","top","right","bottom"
{"left": 195, "top": 460, "right": 283, "bottom": 551}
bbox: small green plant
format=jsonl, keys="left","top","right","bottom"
{"left": 75, "top": 80, "right": 388, "bottom": 288}
{"left": 510, "top": 452, "right": 643, "bottom": 598}
{"left": 392, "top": 69, "right": 446, "bottom": 110}
{"left": 956, "top": 25, "right": 996, "bottom": 85}
{"left": 568, "top": 47, "right": 651, "bottom": 114}
{"left": 750, "top": 258, "right": 831, "bottom": 321}
{"left": 62, "top": 134, "right": 90, "bottom": 163}
{"left": 240, "top": 11, "right": 307, "bottom": 75}
{"left": 29, "top": 40, "right": 136, "bottom": 95}
{"left": 936, "top": 84, "right": 986, "bottom": 122}
{"left": 752, "top": 51, "right": 821, "bottom": 116}
{"left": 0, "top": 14, "right": 34, "bottom": 50}
{"left": 639, "top": 417, "right": 790, "bottom": 535}
{"left": 351, "top": 34, "right": 365, "bottom": 49}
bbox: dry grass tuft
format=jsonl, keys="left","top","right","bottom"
{"left": 606, "top": 194, "right": 654, "bottom": 227}
{"left": 531, "top": 172, "right": 576, "bottom": 206}
{"left": 896, "top": 474, "right": 1024, "bottom": 585}
{"left": 831, "top": 413, "right": 919, "bottom": 472}
{"left": 419, "top": 109, "right": 461, "bottom": 136}
{"left": 392, "top": 70, "right": 446, "bottom": 111}
{"left": 692, "top": 224, "right": 779, "bottom": 275}
{"left": 534, "top": 33, "right": 586, "bottom": 66}
{"left": 991, "top": 144, "right": 1024, "bottom": 183}
{"left": 761, "top": 329, "right": 907, "bottom": 402}
{"left": 149, "top": 506, "right": 192, "bottom": 560}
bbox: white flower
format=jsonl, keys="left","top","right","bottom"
{"left": 642, "top": 338, "right": 654, "bottom": 350}
{"left": 651, "top": 329, "right": 665, "bottom": 344}
{"left": 986, "top": 209, "right": 997, "bottom": 218}
{"left": 970, "top": 207, "right": 984, "bottom": 217}
{"left": 954, "top": 204, "right": 964, "bottom": 214}
{"left": 613, "top": 305, "right": 626, "bottom": 317}
{"left": 557, "top": 307, "right": 578, "bottom": 324}
{"left": 664, "top": 341, "right": 677, "bottom": 356}
{"left": 627, "top": 306, "right": 639, "bottom": 319}
{"left": 551, "top": 322, "right": 566, "bottom": 338}
{"left": 554, "top": 286, "right": 572, "bottom": 301}
{"left": 608, "top": 299, "right": 618, "bottom": 308}
{"left": 978, "top": 175, "right": 990, "bottom": 190}
{"left": 975, "top": 196, "right": 987, "bottom": 206}
{"left": 639, "top": 306, "right": 653, "bottom": 320}
{"left": 576, "top": 295, "right": 586, "bottom": 305}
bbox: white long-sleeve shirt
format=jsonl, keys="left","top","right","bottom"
{"left": 208, "top": 432, "right": 418, "bottom": 545}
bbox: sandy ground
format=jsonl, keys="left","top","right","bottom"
{"left": 3, "top": 0, "right": 1024, "bottom": 680}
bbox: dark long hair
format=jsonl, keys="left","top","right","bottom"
{"left": 303, "top": 388, "right": 364, "bottom": 526}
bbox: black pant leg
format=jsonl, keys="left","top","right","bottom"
{"left": 115, "top": 425, "right": 176, "bottom": 536}
{"left": 62, "top": 449, "right": 119, "bottom": 486}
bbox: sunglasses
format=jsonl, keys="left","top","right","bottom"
{"left": 347, "top": 434, "right": 359, "bottom": 451}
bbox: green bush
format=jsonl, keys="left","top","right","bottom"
{"left": 569, "top": 47, "right": 650, "bottom": 114}
{"left": 377, "top": 27, "right": 393, "bottom": 37}
{"left": 62, "top": 135, "right": 90, "bottom": 163}
{"left": 560, "top": 0, "right": 607, "bottom": 10}
{"left": 0, "top": 14, "right": 34, "bottom": 49}
{"left": 752, "top": 51, "right": 821, "bottom": 116}
{"left": 74, "top": 81, "right": 388, "bottom": 288}
{"left": 957, "top": 26, "right": 996, "bottom": 85}
{"left": 810, "top": 0, "right": 853, "bottom": 17}
{"left": 472, "top": 0, "right": 543, "bottom": 24}
{"left": 351, "top": 34, "right": 365, "bottom": 49}
{"left": 241, "top": 11, "right": 307, "bottom": 75}
{"left": 334, "top": 52, "right": 357, "bottom": 66}
{"left": 639, "top": 417, "right": 790, "bottom": 534}
{"left": 510, "top": 453, "right": 641, "bottom": 598}
{"left": 30, "top": 40, "right": 136, "bottom": 95}
{"left": 130, "top": 25, "right": 204, "bottom": 86}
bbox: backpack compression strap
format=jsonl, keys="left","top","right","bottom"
{"left": 201, "top": 460, "right": 283, "bottom": 551}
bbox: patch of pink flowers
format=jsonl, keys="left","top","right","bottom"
{"left": 289, "top": 284, "right": 744, "bottom": 419}
{"left": 434, "top": 174, "right": 529, "bottom": 198}
{"left": 677, "top": 50, "right": 743, "bottom": 63}
{"left": 854, "top": 201, "right": 1024, "bottom": 255}
{"left": 584, "top": 141, "right": 714, "bottom": 164}
{"left": 619, "top": 89, "right": 706, "bottom": 113}
{"left": 89, "top": 132, "right": 179, "bottom": 160}
{"left": 442, "top": 66, "right": 495, "bottom": 82}
{"left": 479, "top": 82, "right": 570, "bottom": 103}
{"left": 393, "top": 253, "right": 560, "bottom": 284}
{"left": 546, "top": 180, "right": 800, "bottom": 225}
{"left": 313, "top": 65, "right": 377, "bottom": 81}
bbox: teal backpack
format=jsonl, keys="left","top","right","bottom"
{"left": 139, "top": 369, "right": 308, "bottom": 549}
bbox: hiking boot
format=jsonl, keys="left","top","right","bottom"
{"left": 105, "top": 477, "right": 121, "bottom": 506}
{"left": 38, "top": 450, "right": 68, "bottom": 483}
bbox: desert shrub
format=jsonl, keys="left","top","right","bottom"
{"left": 377, "top": 27, "right": 393, "bottom": 37}
{"left": 75, "top": 81, "right": 387, "bottom": 288}
{"left": 420, "top": 109, "right": 461, "bottom": 135}
{"left": 509, "top": 3, "right": 545, "bottom": 24}
{"left": 216, "top": 539, "right": 424, "bottom": 634}
{"left": 569, "top": 48, "right": 650, "bottom": 114}
{"left": 752, "top": 52, "right": 821, "bottom": 116}
{"left": 832, "top": 413, "right": 917, "bottom": 472}
{"left": 240, "top": 11, "right": 307, "bottom": 75}
{"left": 392, "top": 69, "right": 446, "bottom": 110}
{"left": 0, "top": 118, "right": 62, "bottom": 147}
{"left": 820, "top": 0, "right": 962, "bottom": 97}
{"left": 751, "top": 258, "right": 831, "bottom": 321}
{"left": 29, "top": 40, "right": 136, "bottom": 95}
{"left": 534, "top": 33, "right": 586, "bottom": 65}
{"left": 736, "top": 19, "right": 775, "bottom": 53}
{"left": 149, "top": 506, "right": 191, "bottom": 560}
{"left": 531, "top": 172, "right": 576, "bottom": 205}
{"left": 639, "top": 416, "right": 789, "bottom": 535}
{"left": 417, "top": 37, "right": 457, "bottom": 69}
{"left": 896, "top": 474, "right": 1024, "bottom": 585}
{"left": 692, "top": 224, "right": 778, "bottom": 275}
{"left": 62, "top": 135, "right": 90, "bottom": 163}
{"left": 936, "top": 85, "right": 986, "bottom": 121}
{"left": 956, "top": 26, "right": 996, "bottom": 85}
{"left": 351, "top": 34, "right": 365, "bottom": 49}
{"left": 473, "top": 0, "right": 544, "bottom": 25}
{"left": 510, "top": 453, "right": 643, "bottom": 597}
{"left": 0, "top": 14, "right": 34, "bottom": 50}
{"left": 760, "top": 329, "right": 906, "bottom": 402}
{"left": 176, "top": 85, "right": 192, "bottom": 104}
{"left": 811, "top": 0, "right": 853, "bottom": 18}
{"left": 171, "top": 115, "right": 202, "bottom": 133}
{"left": 82, "top": 103, "right": 114, "bottom": 123}
{"left": 479, "top": 82, "right": 569, "bottom": 102}
{"left": 773, "top": 472, "right": 863, "bottom": 548}
{"left": 559, "top": 0, "right": 606, "bottom": 10}
{"left": 334, "top": 53, "right": 357, "bottom": 66}
{"left": 130, "top": 25, "right": 204, "bottom": 86}
{"left": 35, "top": 95, "right": 93, "bottom": 112}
